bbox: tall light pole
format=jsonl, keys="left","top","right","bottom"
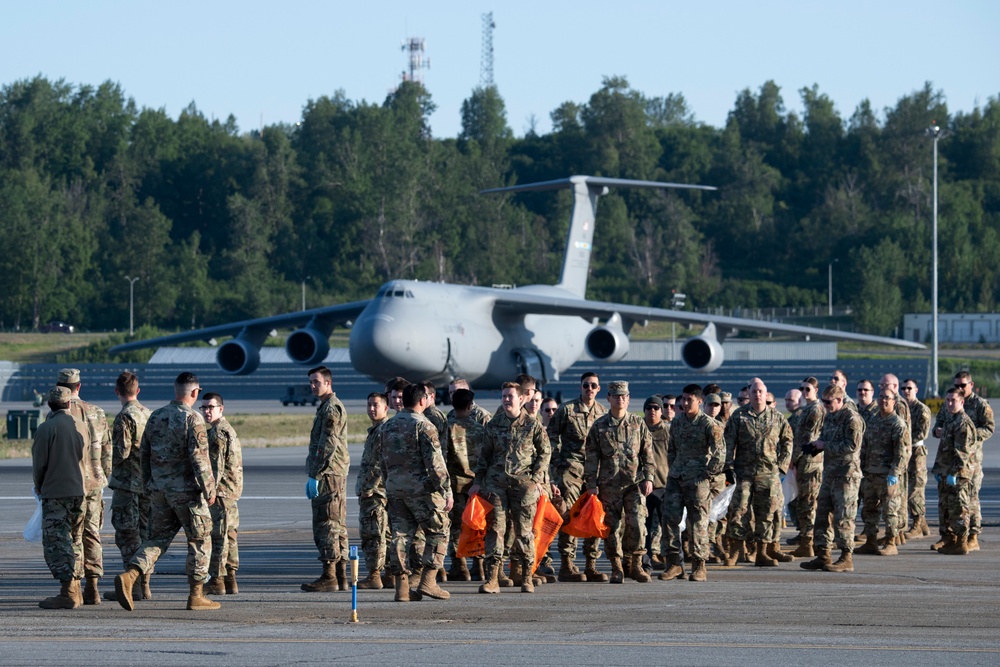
{"left": 301, "top": 276, "right": 311, "bottom": 311}
{"left": 125, "top": 276, "right": 139, "bottom": 336}
{"left": 927, "top": 123, "right": 944, "bottom": 397}
{"left": 827, "top": 258, "right": 838, "bottom": 316}
{"left": 671, "top": 291, "right": 686, "bottom": 361}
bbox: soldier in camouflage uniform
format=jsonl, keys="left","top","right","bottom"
{"left": 931, "top": 387, "right": 978, "bottom": 555}
{"left": 355, "top": 392, "right": 391, "bottom": 589}
{"left": 901, "top": 379, "right": 933, "bottom": 538}
{"left": 114, "top": 372, "right": 220, "bottom": 611}
{"left": 584, "top": 381, "right": 654, "bottom": 584}
{"left": 856, "top": 389, "right": 909, "bottom": 556}
{"left": 643, "top": 395, "right": 670, "bottom": 570}
{"left": 470, "top": 381, "right": 550, "bottom": 594}
{"left": 855, "top": 380, "right": 878, "bottom": 425}
{"left": 302, "top": 365, "right": 350, "bottom": 592}
{"left": 104, "top": 372, "right": 152, "bottom": 602}
{"left": 800, "top": 384, "right": 865, "bottom": 573}
{"left": 444, "top": 387, "right": 491, "bottom": 581}
{"left": 33, "top": 386, "right": 86, "bottom": 609}
{"left": 876, "top": 374, "right": 912, "bottom": 546}
{"left": 53, "top": 368, "right": 111, "bottom": 605}
{"left": 201, "top": 392, "right": 243, "bottom": 595}
{"left": 722, "top": 378, "right": 794, "bottom": 567}
{"left": 789, "top": 378, "right": 824, "bottom": 557}
{"left": 548, "top": 372, "right": 608, "bottom": 582}
{"left": 660, "top": 384, "right": 726, "bottom": 582}
{"left": 933, "top": 371, "right": 994, "bottom": 552}
{"left": 378, "top": 383, "right": 453, "bottom": 601}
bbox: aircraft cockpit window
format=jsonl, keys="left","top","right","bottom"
{"left": 376, "top": 288, "right": 388, "bottom": 297}
{"left": 405, "top": 290, "right": 414, "bottom": 298}
{"left": 392, "top": 290, "right": 405, "bottom": 297}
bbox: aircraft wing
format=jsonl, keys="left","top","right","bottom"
{"left": 109, "top": 300, "right": 371, "bottom": 353}
{"left": 493, "top": 293, "right": 925, "bottom": 350}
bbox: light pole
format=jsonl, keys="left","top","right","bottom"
{"left": 927, "top": 123, "right": 944, "bottom": 397}
{"left": 671, "top": 291, "right": 686, "bottom": 361}
{"left": 125, "top": 276, "right": 139, "bottom": 336}
{"left": 301, "top": 276, "right": 311, "bottom": 311}
{"left": 827, "top": 258, "right": 838, "bottom": 317}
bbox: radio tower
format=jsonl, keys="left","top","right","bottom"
{"left": 480, "top": 12, "right": 495, "bottom": 87}
{"left": 401, "top": 37, "right": 430, "bottom": 85}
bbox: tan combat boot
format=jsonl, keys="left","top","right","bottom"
{"left": 934, "top": 534, "right": 957, "bottom": 552}
{"left": 877, "top": 539, "right": 898, "bottom": 556}
{"left": 224, "top": 570, "right": 238, "bottom": 594}
{"left": 394, "top": 573, "right": 411, "bottom": 601}
{"left": 114, "top": 566, "right": 142, "bottom": 611}
{"left": 205, "top": 576, "right": 225, "bottom": 595}
{"left": 448, "top": 557, "right": 471, "bottom": 581}
{"left": 650, "top": 553, "right": 666, "bottom": 570}
{"left": 790, "top": 535, "right": 814, "bottom": 558}
{"left": 510, "top": 560, "right": 524, "bottom": 587}
{"left": 479, "top": 561, "right": 500, "bottom": 594}
{"left": 609, "top": 557, "right": 624, "bottom": 584}
{"left": 39, "top": 579, "right": 82, "bottom": 610}
{"left": 967, "top": 533, "right": 981, "bottom": 552}
{"left": 417, "top": 565, "right": 450, "bottom": 599}
{"left": 497, "top": 560, "right": 514, "bottom": 587}
{"left": 301, "top": 561, "right": 338, "bottom": 592}
{"left": 187, "top": 579, "right": 222, "bottom": 610}
{"left": 823, "top": 550, "right": 854, "bottom": 572}
{"left": 140, "top": 572, "right": 153, "bottom": 600}
{"left": 658, "top": 558, "right": 685, "bottom": 580}
{"left": 630, "top": 554, "right": 651, "bottom": 582}
{"left": 471, "top": 557, "right": 485, "bottom": 582}
{"left": 800, "top": 548, "right": 832, "bottom": 570}
{"left": 904, "top": 516, "right": 925, "bottom": 539}
{"left": 336, "top": 561, "right": 349, "bottom": 591}
{"left": 83, "top": 575, "right": 100, "bottom": 605}
{"left": 938, "top": 534, "right": 970, "bottom": 555}
{"left": 768, "top": 541, "right": 795, "bottom": 563}
{"left": 688, "top": 558, "right": 707, "bottom": 582}
{"left": 357, "top": 570, "right": 384, "bottom": 590}
{"left": 583, "top": 556, "right": 608, "bottom": 582}
{"left": 755, "top": 541, "right": 777, "bottom": 567}
{"left": 721, "top": 536, "right": 742, "bottom": 567}
{"left": 558, "top": 556, "right": 586, "bottom": 582}
{"left": 521, "top": 560, "right": 535, "bottom": 593}
{"left": 743, "top": 540, "right": 756, "bottom": 563}
{"left": 856, "top": 534, "right": 880, "bottom": 555}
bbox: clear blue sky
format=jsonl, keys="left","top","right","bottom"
{"left": 3, "top": 0, "right": 998, "bottom": 138}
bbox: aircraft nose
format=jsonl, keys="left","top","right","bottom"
{"left": 350, "top": 311, "right": 441, "bottom": 379}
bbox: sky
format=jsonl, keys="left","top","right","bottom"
{"left": 3, "top": 1, "right": 999, "bottom": 139}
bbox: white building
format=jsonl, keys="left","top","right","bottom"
{"left": 904, "top": 313, "right": 1000, "bottom": 344}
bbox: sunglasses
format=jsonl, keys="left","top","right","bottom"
{"left": 955, "top": 382, "right": 969, "bottom": 388}
{"left": 543, "top": 407, "right": 557, "bottom": 414}
{"left": 582, "top": 382, "right": 599, "bottom": 389}
{"left": 901, "top": 386, "right": 915, "bottom": 391}
{"left": 799, "top": 386, "right": 811, "bottom": 392}
{"left": 857, "top": 387, "right": 872, "bottom": 392}
{"left": 822, "top": 399, "right": 834, "bottom": 405}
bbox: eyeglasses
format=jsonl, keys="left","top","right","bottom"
{"left": 582, "top": 382, "right": 599, "bottom": 389}
{"left": 877, "top": 395, "right": 895, "bottom": 402}
{"left": 200, "top": 404, "right": 220, "bottom": 411}
{"left": 665, "top": 404, "right": 676, "bottom": 410}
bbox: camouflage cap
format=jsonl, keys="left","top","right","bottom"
{"left": 49, "top": 386, "right": 73, "bottom": 403}
{"left": 608, "top": 380, "right": 629, "bottom": 396}
{"left": 720, "top": 391, "right": 732, "bottom": 404}
{"left": 705, "top": 393, "right": 721, "bottom": 405}
{"left": 57, "top": 368, "right": 81, "bottom": 384}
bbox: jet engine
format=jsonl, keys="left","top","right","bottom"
{"left": 286, "top": 328, "right": 331, "bottom": 366}
{"left": 586, "top": 320, "right": 630, "bottom": 363}
{"left": 680, "top": 322, "right": 725, "bottom": 373}
{"left": 217, "top": 338, "right": 262, "bottom": 375}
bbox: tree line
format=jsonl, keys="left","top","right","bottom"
{"left": 1, "top": 75, "right": 998, "bottom": 338}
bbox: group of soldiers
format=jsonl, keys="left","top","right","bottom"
{"left": 31, "top": 363, "right": 992, "bottom": 608}
{"left": 31, "top": 369, "right": 242, "bottom": 610}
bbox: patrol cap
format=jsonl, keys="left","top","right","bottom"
{"left": 57, "top": 368, "right": 81, "bottom": 384}
{"left": 720, "top": 392, "right": 732, "bottom": 404}
{"left": 705, "top": 393, "right": 721, "bottom": 405}
{"left": 643, "top": 395, "right": 663, "bottom": 410}
{"left": 49, "top": 386, "right": 73, "bottom": 403}
{"left": 608, "top": 381, "right": 629, "bottom": 396}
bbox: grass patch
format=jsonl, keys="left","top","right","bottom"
{"left": 0, "top": 333, "right": 113, "bottom": 363}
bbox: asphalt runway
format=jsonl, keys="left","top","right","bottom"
{"left": 2, "top": 440, "right": 999, "bottom": 665}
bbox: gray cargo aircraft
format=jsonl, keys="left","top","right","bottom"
{"left": 110, "top": 175, "right": 923, "bottom": 387}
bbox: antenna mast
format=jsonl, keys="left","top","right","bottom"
{"left": 401, "top": 37, "right": 430, "bottom": 85}
{"left": 480, "top": 12, "right": 495, "bottom": 87}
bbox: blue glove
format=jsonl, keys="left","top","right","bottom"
{"left": 935, "top": 473, "right": 942, "bottom": 483}
{"left": 306, "top": 477, "right": 319, "bottom": 499}
{"left": 780, "top": 474, "right": 786, "bottom": 482}
{"left": 946, "top": 474, "right": 957, "bottom": 486}
{"left": 887, "top": 475, "right": 898, "bottom": 486}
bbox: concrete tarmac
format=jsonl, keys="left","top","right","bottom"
{"left": 2, "top": 444, "right": 999, "bottom": 665}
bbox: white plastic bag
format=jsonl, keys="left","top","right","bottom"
{"left": 782, "top": 468, "right": 798, "bottom": 504}
{"left": 677, "top": 507, "right": 687, "bottom": 533}
{"left": 709, "top": 484, "right": 737, "bottom": 523}
{"left": 23, "top": 494, "right": 43, "bottom": 543}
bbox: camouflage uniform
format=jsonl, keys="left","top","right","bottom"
{"left": 813, "top": 407, "right": 865, "bottom": 553}
{"left": 356, "top": 416, "right": 389, "bottom": 575}
{"left": 476, "top": 411, "right": 550, "bottom": 570}
{"left": 584, "top": 413, "right": 653, "bottom": 561}
{"left": 932, "top": 410, "right": 977, "bottom": 538}
{"left": 662, "top": 412, "right": 725, "bottom": 562}
{"left": 791, "top": 399, "right": 825, "bottom": 538}
{"left": 859, "top": 410, "right": 909, "bottom": 540}
{"left": 906, "top": 398, "right": 932, "bottom": 523}
{"left": 445, "top": 404, "right": 491, "bottom": 560}
{"left": 33, "top": 409, "right": 86, "bottom": 581}
{"left": 130, "top": 401, "right": 217, "bottom": 583}
{"left": 548, "top": 398, "right": 607, "bottom": 563}
{"left": 645, "top": 420, "right": 670, "bottom": 557}
{"left": 306, "top": 393, "right": 349, "bottom": 564}
{"left": 108, "top": 399, "right": 151, "bottom": 568}
{"left": 207, "top": 416, "right": 243, "bottom": 578}
{"left": 888, "top": 399, "right": 912, "bottom": 534}
{"left": 857, "top": 401, "right": 879, "bottom": 427}
{"left": 378, "top": 409, "right": 451, "bottom": 575}
{"left": 934, "top": 393, "right": 994, "bottom": 536}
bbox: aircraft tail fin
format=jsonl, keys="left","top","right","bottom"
{"left": 482, "top": 176, "right": 715, "bottom": 298}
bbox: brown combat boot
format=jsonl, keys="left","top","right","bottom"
{"left": 743, "top": 540, "right": 756, "bottom": 563}
{"left": 584, "top": 556, "right": 608, "bottom": 582}
{"left": 301, "top": 561, "right": 338, "bottom": 592}
{"left": 394, "top": 573, "right": 411, "bottom": 601}
{"left": 938, "top": 534, "right": 970, "bottom": 555}
{"left": 558, "top": 556, "right": 586, "bottom": 582}
{"left": 497, "top": 560, "right": 514, "bottom": 587}
{"left": 877, "top": 540, "right": 898, "bottom": 556}
{"left": 790, "top": 535, "right": 814, "bottom": 558}
{"left": 856, "top": 534, "right": 880, "bottom": 555}
{"left": 521, "top": 560, "right": 535, "bottom": 593}
{"left": 721, "top": 536, "right": 742, "bottom": 567}
{"left": 800, "top": 548, "right": 832, "bottom": 570}
{"left": 510, "top": 560, "right": 524, "bottom": 587}
{"left": 83, "top": 575, "right": 101, "bottom": 605}
{"left": 357, "top": 570, "right": 383, "bottom": 590}
{"left": 934, "top": 534, "right": 957, "bottom": 552}
{"left": 755, "top": 541, "right": 777, "bottom": 567}
{"left": 786, "top": 533, "right": 801, "bottom": 546}
{"left": 448, "top": 556, "right": 471, "bottom": 581}
{"left": 224, "top": 571, "right": 238, "bottom": 594}
{"left": 630, "top": 554, "right": 651, "bottom": 582}
{"left": 114, "top": 566, "right": 142, "bottom": 611}
{"left": 609, "top": 557, "right": 624, "bottom": 584}
{"left": 650, "top": 553, "right": 666, "bottom": 570}
{"left": 688, "top": 558, "right": 707, "bottom": 582}
{"left": 823, "top": 550, "right": 854, "bottom": 572}
{"left": 769, "top": 541, "right": 795, "bottom": 562}
{"left": 479, "top": 561, "right": 500, "bottom": 594}
{"left": 187, "top": 579, "right": 222, "bottom": 610}
{"left": 205, "top": 576, "right": 225, "bottom": 595}
{"left": 336, "top": 561, "right": 349, "bottom": 590}
{"left": 471, "top": 557, "right": 485, "bottom": 581}
{"left": 39, "top": 579, "right": 82, "bottom": 610}
{"left": 140, "top": 572, "right": 153, "bottom": 600}
{"left": 968, "top": 533, "right": 981, "bottom": 552}
{"left": 658, "top": 558, "right": 685, "bottom": 580}
{"left": 417, "top": 566, "right": 450, "bottom": 600}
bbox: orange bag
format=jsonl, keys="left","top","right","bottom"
{"left": 462, "top": 494, "right": 493, "bottom": 531}
{"left": 561, "top": 492, "right": 610, "bottom": 539}
{"left": 532, "top": 494, "right": 564, "bottom": 573}
{"left": 456, "top": 494, "right": 494, "bottom": 558}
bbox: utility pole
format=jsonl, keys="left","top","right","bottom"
{"left": 125, "top": 276, "right": 139, "bottom": 336}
